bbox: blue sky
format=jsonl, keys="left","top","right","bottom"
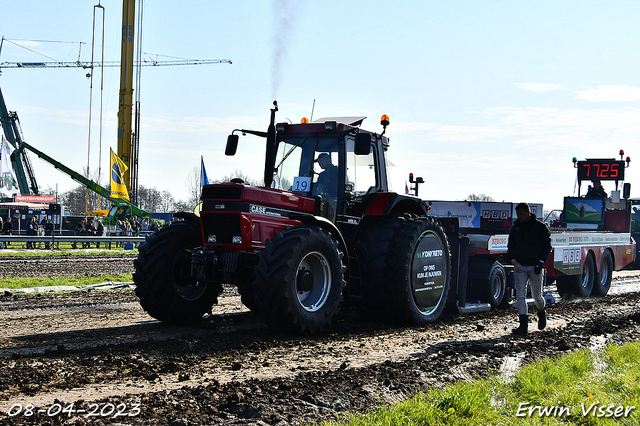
{"left": 1, "top": 1, "right": 639, "bottom": 212}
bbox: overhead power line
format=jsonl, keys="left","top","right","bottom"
{"left": 0, "top": 58, "right": 232, "bottom": 70}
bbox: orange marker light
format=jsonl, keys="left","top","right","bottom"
{"left": 301, "top": 117, "right": 309, "bottom": 124}
{"left": 380, "top": 114, "right": 390, "bottom": 126}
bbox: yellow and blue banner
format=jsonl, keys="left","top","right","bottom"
{"left": 110, "top": 148, "right": 130, "bottom": 201}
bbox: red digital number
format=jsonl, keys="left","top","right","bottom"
{"left": 599, "top": 163, "right": 609, "bottom": 177}
{"left": 610, "top": 163, "right": 620, "bottom": 178}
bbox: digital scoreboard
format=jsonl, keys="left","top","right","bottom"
{"left": 577, "top": 159, "right": 625, "bottom": 181}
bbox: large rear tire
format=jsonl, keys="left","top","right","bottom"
{"left": 387, "top": 216, "right": 451, "bottom": 324}
{"left": 355, "top": 215, "right": 451, "bottom": 325}
{"left": 134, "top": 221, "right": 222, "bottom": 325}
{"left": 592, "top": 250, "right": 613, "bottom": 297}
{"left": 254, "top": 226, "right": 345, "bottom": 334}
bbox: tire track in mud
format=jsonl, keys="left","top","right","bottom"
{"left": 0, "top": 255, "right": 136, "bottom": 279}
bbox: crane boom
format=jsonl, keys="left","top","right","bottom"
{"left": 13, "top": 140, "right": 151, "bottom": 223}
{"left": 0, "top": 59, "right": 232, "bottom": 70}
{"left": 0, "top": 87, "right": 38, "bottom": 195}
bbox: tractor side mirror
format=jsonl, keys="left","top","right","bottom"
{"left": 354, "top": 133, "right": 371, "bottom": 155}
{"left": 624, "top": 182, "right": 631, "bottom": 199}
{"left": 225, "top": 135, "right": 239, "bottom": 156}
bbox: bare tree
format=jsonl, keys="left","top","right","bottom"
{"left": 465, "top": 193, "right": 495, "bottom": 202}
{"left": 211, "top": 169, "right": 261, "bottom": 186}
{"left": 59, "top": 185, "right": 86, "bottom": 215}
{"left": 159, "top": 190, "right": 175, "bottom": 213}
{"left": 138, "top": 185, "right": 163, "bottom": 212}
{"left": 173, "top": 199, "right": 190, "bottom": 212}
{"left": 185, "top": 166, "right": 201, "bottom": 209}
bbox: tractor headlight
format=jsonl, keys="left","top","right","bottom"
{"left": 232, "top": 236, "right": 242, "bottom": 244}
{"left": 207, "top": 235, "right": 217, "bottom": 243}
{"left": 324, "top": 121, "right": 337, "bottom": 131}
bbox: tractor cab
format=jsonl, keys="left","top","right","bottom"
{"left": 226, "top": 102, "right": 392, "bottom": 224}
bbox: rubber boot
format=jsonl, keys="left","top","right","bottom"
{"left": 512, "top": 314, "right": 528, "bottom": 335}
{"left": 537, "top": 308, "right": 546, "bottom": 330}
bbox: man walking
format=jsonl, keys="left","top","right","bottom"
{"left": 506, "top": 202, "right": 552, "bottom": 335}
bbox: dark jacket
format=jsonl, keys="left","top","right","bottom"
{"left": 507, "top": 213, "right": 552, "bottom": 266}
{"left": 585, "top": 186, "right": 607, "bottom": 198}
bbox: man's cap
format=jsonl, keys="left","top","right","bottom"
{"left": 592, "top": 179, "right": 601, "bottom": 183}
{"left": 316, "top": 153, "right": 330, "bottom": 161}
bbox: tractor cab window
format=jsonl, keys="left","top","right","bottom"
{"left": 346, "top": 138, "right": 377, "bottom": 198}
{"left": 273, "top": 140, "right": 304, "bottom": 192}
{"left": 110, "top": 205, "right": 132, "bottom": 222}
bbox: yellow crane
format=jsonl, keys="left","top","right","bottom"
{"left": 0, "top": 1, "right": 231, "bottom": 205}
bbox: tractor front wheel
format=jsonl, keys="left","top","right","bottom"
{"left": 254, "top": 226, "right": 345, "bottom": 334}
{"left": 134, "top": 221, "right": 222, "bottom": 325}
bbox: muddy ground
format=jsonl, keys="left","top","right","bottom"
{"left": 0, "top": 255, "right": 639, "bottom": 425}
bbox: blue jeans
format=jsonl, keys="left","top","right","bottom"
{"left": 514, "top": 263, "right": 545, "bottom": 315}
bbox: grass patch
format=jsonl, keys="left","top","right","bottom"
{"left": 322, "top": 342, "right": 640, "bottom": 426}
{"left": 1, "top": 274, "right": 133, "bottom": 289}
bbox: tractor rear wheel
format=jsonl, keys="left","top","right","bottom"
{"left": 387, "top": 216, "right": 451, "bottom": 324}
{"left": 254, "top": 226, "right": 345, "bottom": 334}
{"left": 134, "top": 221, "right": 222, "bottom": 325}
{"left": 355, "top": 215, "right": 451, "bottom": 325}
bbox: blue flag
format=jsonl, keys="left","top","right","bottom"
{"left": 200, "top": 156, "right": 209, "bottom": 188}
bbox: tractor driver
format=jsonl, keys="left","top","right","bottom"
{"left": 585, "top": 179, "right": 607, "bottom": 198}
{"left": 314, "top": 153, "right": 339, "bottom": 197}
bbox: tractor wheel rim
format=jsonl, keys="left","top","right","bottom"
{"left": 296, "top": 251, "right": 331, "bottom": 312}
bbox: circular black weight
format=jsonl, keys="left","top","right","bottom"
{"left": 134, "top": 221, "right": 222, "bottom": 325}
{"left": 254, "top": 226, "right": 345, "bottom": 334}
{"left": 388, "top": 216, "right": 451, "bottom": 325}
{"left": 409, "top": 230, "right": 449, "bottom": 314}
{"left": 592, "top": 250, "right": 613, "bottom": 297}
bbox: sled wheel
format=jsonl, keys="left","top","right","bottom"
{"left": 468, "top": 260, "right": 507, "bottom": 309}
{"left": 134, "top": 221, "right": 222, "bottom": 325}
{"left": 487, "top": 262, "right": 507, "bottom": 308}
{"left": 592, "top": 250, "right": 613, "bottom": 297}
{"left": 254, "top": 226, "right": 345, "bottom": 334}
{"left": 556, "top": 252, "right": 595, "bottom": 300}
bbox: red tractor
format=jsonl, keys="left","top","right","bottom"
{"left": 134, "top": 101, "right": 452, "bottom": 334}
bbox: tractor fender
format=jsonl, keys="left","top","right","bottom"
{"left": 173, "top": 211, "right": 201, "bottom": 225}
{"left": 289, "top": 213, "right": 351, "bottom": 283}
{"left": 364, "top": 192, "right": 429, "bottom": 217}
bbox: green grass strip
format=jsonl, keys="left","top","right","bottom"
{"left": 322, "top": 341, "right": 640, "bottom": 426}
{"left": 0, "top": 248, "right": 138, "bottom": 257}
{"left": 1, "top": 274, "right": 133, "bottom": 289}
